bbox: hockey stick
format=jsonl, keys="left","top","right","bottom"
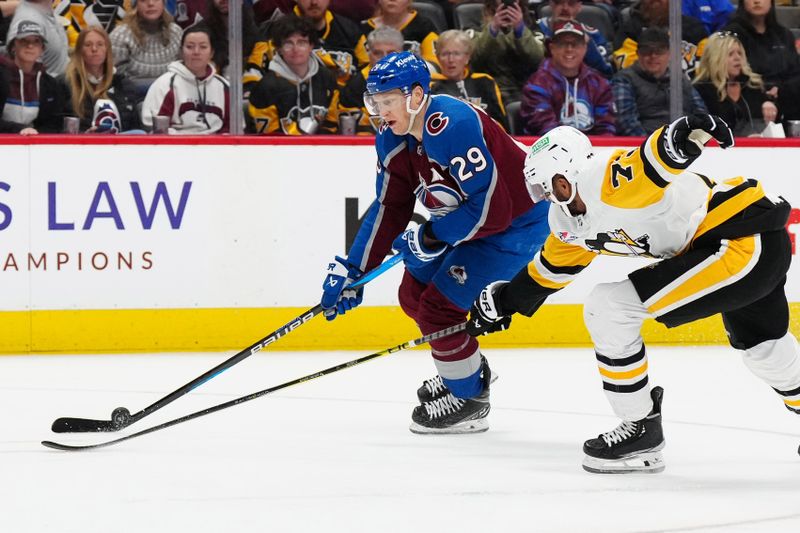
{"left": 50, "top": 254, "right": 403, "bottom": 434}
{"left": 42, "top": 323, "right": 467, "bottom": 451}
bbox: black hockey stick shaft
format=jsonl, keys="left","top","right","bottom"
{"left": 50, "top": 254, "right": 403, "bottom": 434}
{"left": 42, "top": 323, "right": 467, "bottom": 451}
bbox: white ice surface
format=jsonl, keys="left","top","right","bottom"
{"left": 2, "top": 346, "right": 800, "bottom": 533}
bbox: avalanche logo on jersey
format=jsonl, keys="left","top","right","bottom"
{"left": 92, "top": 99, "right": 121, "bottom": 133}
{"left": 559, "top": 98, "right": 594, "bottom": 131}
{"left": 414, "top": 180, "right": 461, "bottom": 216}
{"left": 448, "top": 265, "right": 468, "bottom": 285}
{"left": 425, "top": 112, "right": 449, "bottom": 136}
{"left": 585, "top": 229, "right": 655, "bottom": 258}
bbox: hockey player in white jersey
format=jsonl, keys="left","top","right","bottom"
{"left": 467, "top": 114, "right": 800, "bottom": 473}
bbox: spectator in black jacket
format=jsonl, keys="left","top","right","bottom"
{"left": 693, "top": 30, "right": 778, "bottom": 136}
{"left": 63, "top": 25, "right": 140, "bottom": 133}
{"left": 723, "top": 0, "right": 800, "bottom": 120}
{"left": 0, "top": 20, "right": 68, "bottom": 133}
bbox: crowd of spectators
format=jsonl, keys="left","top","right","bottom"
{"left": 0, "top": 0, "right": 799, "bottom": 136}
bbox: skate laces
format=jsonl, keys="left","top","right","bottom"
{"left": 423, "top": 393, "right": 465, "bottom": 419}
{"left": 601, "top": 420, "right": 640, "bottom": 446}
{"left": 423, "top": 375, "right": 446, "bottom": 397}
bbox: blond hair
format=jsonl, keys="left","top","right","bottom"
{"left": 123, "top": 0, "right": 175, "bottom": 47}
{"left": 436, "top": 30, "right": 475, "bottom": 56}
{"left": 694, "top": 32, "right": 763, "bottom": 102}
{"left": 65, "top": 26, "right": 115, "bottom": 120}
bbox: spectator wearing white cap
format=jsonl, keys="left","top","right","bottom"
{"left": 6, "top": 0, "right": 69, "bottom": 76}
{"left": 0, "top": 19, "right": 69, "bottom": 133}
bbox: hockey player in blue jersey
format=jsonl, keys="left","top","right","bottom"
{"left": 319, "top": 51, "right": 551, "bottom": 434}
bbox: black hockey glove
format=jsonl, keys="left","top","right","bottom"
{"left": 466, "top": 281, "right": 513, "bottom": 337}
{"left": 669, "top": 114, "right": 734, "bottom": 158}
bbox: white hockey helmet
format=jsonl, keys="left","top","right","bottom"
{"left": 523, "top": 126, "right": 594, "bottom": 207}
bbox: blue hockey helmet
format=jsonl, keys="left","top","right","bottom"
{"left": 365, "top": 51, "right": 431, "bottom": 97}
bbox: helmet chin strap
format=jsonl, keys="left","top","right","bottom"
{"left": 551, "top": 182, "right": 578, "bottom": 217}
{"left": 400, "top": 93, "right": 429, "bottom": 135}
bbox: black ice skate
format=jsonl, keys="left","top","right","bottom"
{"left": 582, "top": 386, "right": 666, "bottom": 474}
{"left": 416, "top": 355, "right": 498, "bottom": 403}
{"left": 409, "top": 357, "right": 492, "bottom": 434}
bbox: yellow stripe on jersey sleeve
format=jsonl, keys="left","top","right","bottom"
{"left": 600, "top": 148, "right": 668, "bottom": 208}
{"left": 646, "top": 235, "right": 758, "bottom": 316}
{"left": 692, "top": 180, "right": 766, "bottom": 242}
{"left": 527, "top": 234, "right": 596, "bottom": 289}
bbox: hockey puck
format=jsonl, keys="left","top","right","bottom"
{"left": 111, "top": 407, "right": 132, "bottom": 428}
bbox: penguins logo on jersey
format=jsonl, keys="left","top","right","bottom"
{"left": 425, "top": 112, "right": 449, "bottom": 136}
{"left": 280, "top": 104, "right": 329, "bottom": 134}
{"left": 448, "top": 265, "right": 468, "bottom": 285}
{"left": 585, "top": 229, "right": 655, "bottom": 258}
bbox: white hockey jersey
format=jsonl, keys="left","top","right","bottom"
{"left": 525, "top": 125, "right": 787, "bottom": 293}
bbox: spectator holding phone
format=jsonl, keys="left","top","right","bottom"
{"left": 470, "top": 0, "right": 545, "bottom": 104}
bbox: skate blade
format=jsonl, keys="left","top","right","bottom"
{"left": 409, "top": 418, "right": 489, "bottom": 435}
{"left": 582, "top": 451, "right": 665, "bottom": 474}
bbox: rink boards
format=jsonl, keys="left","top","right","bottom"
{"left": 0, "top": 136, "right": 799, "bottom": 353}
